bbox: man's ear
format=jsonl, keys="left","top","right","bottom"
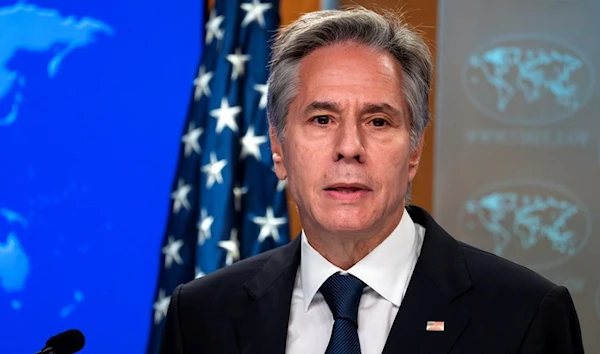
{"left": 269, "top": 126, "right": 287, "bottom": 180}
{"left": 408, "top": 134, "right": 425, "bottom": 182}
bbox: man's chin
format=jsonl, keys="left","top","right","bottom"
{"left": 300, "top": 207, "right": 377, "bottom": 235}
{"left": 318, "top": 220, "right": 375, "bottom": 236}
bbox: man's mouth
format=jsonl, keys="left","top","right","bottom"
{"left": 325, "top": 187, "right": 364, "bottom": 193}
{"left": 324, "top": 184, "right": 371, "bottom": 196}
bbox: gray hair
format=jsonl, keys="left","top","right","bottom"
{"left": 267, "top": 7, "right": 433, "bottom": 203}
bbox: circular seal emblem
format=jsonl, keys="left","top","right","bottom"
{"left": 462, "top": 34, "right": 595, "bottom": 126}
{"left": 458, "top": 180, "right": 592, "bottom": 271}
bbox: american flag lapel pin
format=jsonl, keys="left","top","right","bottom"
{"left": 426, "top": 321, "right": 445, "bottom": 332}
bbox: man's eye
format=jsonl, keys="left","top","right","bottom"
{"left": 314, "top": 116, "right": 330, "bottom": 125}
{"left": 371, "top": 118, "right": 387, "bottom": 127}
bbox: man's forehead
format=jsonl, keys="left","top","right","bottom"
{"left": 295, "top": 44, "right": 402, "bottom": 84}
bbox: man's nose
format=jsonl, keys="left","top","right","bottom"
{"left": 334, "top": 121, "right": 365, "bottom": 163}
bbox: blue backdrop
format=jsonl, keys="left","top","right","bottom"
{"left": 0, "top": 0, "right": 203, "bottom": 352}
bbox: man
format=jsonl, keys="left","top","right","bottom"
{"left": 160, "top": 7, "right": 584, "bottom": 354}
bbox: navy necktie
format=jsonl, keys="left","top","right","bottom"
{"left": 319, "top": 272, "right": 366, "bottom": 354}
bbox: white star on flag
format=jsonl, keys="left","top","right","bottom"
{"left": 226, "top": 48, "right": 251, "bottom": 81}
{"left": 201, "top": 152, "right": 228, "bottom": 189}
{"left": 210, "top": 98, "right": 241, "bottom": 134}
{"left": 197, "top": 208, "right": 215, "bottom": 245}
{"left": 193, "top": 66, "right": 213, "bottom": 101}
{"left": 253, "top": 83, "right": 268, "bottom": 110}
{"left": 162, "top": 236, "right": 184, "bottom": 268}
{"left": 240, "top": 125, "right": 268, "bottom": 160}
{"left": 252, "top": 206, "right": 287, "bottom": 243}
{"left": 171, "top": 179, "right": 192, "bottom": 214}
{"left": 240, "top": 0, "right": 273, "bottom": 28}
{"left": 219, "top": 228, "right": 240, "bottom": 266}
{"left": 233, "top": 184, "right": 248, "bottom": 212}
{"left": 181, "top": 121, "right": 203, "bottom": 157}
{"left": 205, "top": 9, "right": 225, "bottom": 45}
{"left": 153, "top": 289, "right": 171, "bottom": 324}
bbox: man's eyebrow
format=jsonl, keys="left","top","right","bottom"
{"left": 303, "top": 101, "right": 342, "bottom": 115}
{"left": 303, "top": 101, "right": 402, "bottom": 116}
{"left": 361, "top": 103, "right": 402, "bottom": 116}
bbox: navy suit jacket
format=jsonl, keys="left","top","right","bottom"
{"left": 159, "top": 205, "right": 584, "bottom": 353}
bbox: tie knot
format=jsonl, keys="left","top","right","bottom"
{"left": 319, "top": 273, "right": 366, "bottom": 326}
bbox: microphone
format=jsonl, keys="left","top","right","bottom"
{"left": 36, "top": 329, "right": 85, "bottom": 354}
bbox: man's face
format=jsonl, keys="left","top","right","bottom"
{"left": 270, "top": 41, "right": 423, "bottom": 238}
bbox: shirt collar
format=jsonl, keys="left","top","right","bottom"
{"left": 300, "top": 208, "right": 419, "bottom": 312}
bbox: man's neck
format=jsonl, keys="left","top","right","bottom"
{"left": 302, "top": 211, "right": 404, "bottom": 270}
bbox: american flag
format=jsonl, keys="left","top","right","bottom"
{"left": 146, "top": 1, "right": 288, "bottom": 352}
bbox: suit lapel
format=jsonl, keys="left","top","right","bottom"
{"left": 382, "top": 206, "right": 473, "bottom": 354}
{"left": 232, "top": 237, "right": 301, "bottom": 354}
{"left": 231, "top": 207, "right": 473, "bottom": 354}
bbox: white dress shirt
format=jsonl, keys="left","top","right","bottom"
{"left": 285, "top": 208, "right": 426, "bottom": 354}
